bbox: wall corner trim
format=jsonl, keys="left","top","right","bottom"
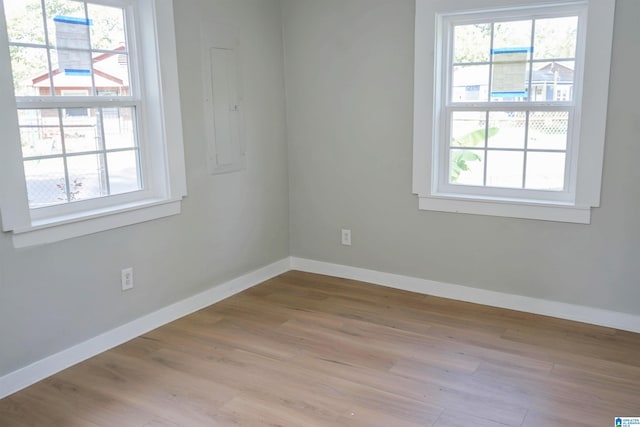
{"left": 290, "top": 257, "right": 640, "bottom": 334}
{"left": 0, "top": 257, "right": 292, "bottom": 400}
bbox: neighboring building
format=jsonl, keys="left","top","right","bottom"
{"left": 451, "top": 61, "right": 574, "bottom": 102}
{"left": 22, "top": 45, "right": 132, "bottom": 161}
{"left": 31, "top": 45, "right": 129, "bottom": 120}
{"left": 530, "top": 61, "right": 574, "bottom": 101}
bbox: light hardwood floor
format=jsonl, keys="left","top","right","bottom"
{"left": 1, "top": 271, "right": 639, "bottom": 426}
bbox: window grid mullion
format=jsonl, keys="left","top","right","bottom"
{"left": 39, "top": 0, "right": 55, "bottom": 98}
{"left": 522, "top": 111, "right": 530, "bottom": 189}
{"left": 23, "top": 146, "right": 139, "bottom": 162}
{"left": 17, "top": 99, "right": 141, "bottom": 109}
{"left": 56, "top": 108, "right": 72, "bottom": 202}
{"left": 443, "top": 24, "right": 453, "bottom": 189}
{"left": 96, "top": 108, "right": 112, "bottom": 196}
{"left": 448, "top": 146, "right": 567, "bottom": 154}
{"left": 487, "top": 22, "right": 495, "bottom": 102}
{"left": 131, "top": 108, "right": 143, "bottom": 187}
{"left": 447, "top": 102, "right": 575, "bottom": 110}
{"left": 527, "top": 19, "right": 536, "bottom": 102}
{"left": 452, "top": 56, "right": 577, "bottom": 68}
{"left": 483, "top": 110, "right": 489, "bottom": 186}
{"left": 8, "top": 40, "right": 130, "bottom": 58}
{"left": 82, "top": 1, "right": 99, "bottom": 98}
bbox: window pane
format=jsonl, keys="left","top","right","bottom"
{"left": 525, "top": 152, "right": 565, "bottom": 190}
{"left": 62, "top": 108, "right": 100, "bottom": 153}
{"left": 493, "top": 20, "right": 532, "bottom": 50}
{"left": 55, "top": 48, "right": 92, "bottom": 79}
{"left": 7, "top": 1, "right": 132, "bottom": 99}
{"left": 531, "top": 61, "right": 574, "bottom": 102}
{"left": 24, "top": 158, "right": 67, "bottom": 207}
{"left": 66, "top": 153, "right": 108, "bottom": 201}
{"left": 534, "top": 16, "right": 578, "bottom": 60}
{"left": 486, "top": 150, "right": 523, "bottom": 188}
{"left": 3, "top": 0, "right": 46, "bottom": 45}
{"left": 103, "top": 107, "right": 136, "bottom": 149}
{"left": 451, "top": 111, "right": 487, "bottom": 148}
{"left": 93, "top": 50, "right": 131, "bottom": 97}
{"left": 88, "top": 3, "right": 126, "bottom": 51}
{"left": 528, "top": 111, "right": 568, "bottom": 150}
{"left": 490, "top": 52, "right": 531, "bottom": 102}
{"left": 10, "top": 46, "right": 50, "bottom": 96}
{"left": 491, "top": 20, "right": 532, "bottom": 102}
{"left": 20, "top": 126, "right": 63, "bottom": 158}
{"left": 46, "top": 0, "right": 86, "bottom": 50}
{"left": 450, "top": 149, "right": 484, "bottom": 186}
{"left": 18, "top": 107, "right": 57, "bottom": 126}
{"left": 453, "top": 23, "right": 491, "bottom": 63}
{"left": 50, "top": 48, "right": 93, "bottom": 95}
{"left": 452, "top": 65, "right": 490, "bottom": 102}
{"left": 108, "top": 150, "right": 140, "bottom": 195}
{"left": 18, "top": 109, "right": 62, "bottom": 157}
{"left": 47, "top": 0, "right": 94, "bottom": 90}
{"left": 487, "top": 111, "right": 525, "bottom": 149}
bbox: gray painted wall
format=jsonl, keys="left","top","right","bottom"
{"left": 283, "top": 0, "right": 640, "bottom": 315}
{"left": 0, "top": 0, "right": 289, "bottom": 377}
{"left": 2, "top": 0, "right": 638, "bottom": 382}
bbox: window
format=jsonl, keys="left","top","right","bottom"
{"left": 62, "top": 90, "right": 90, "bottom": 117}
{"left": 0, "top": 0, "right": 187, "bottom": 247}
{"left": 413, "top": 0, "right": 616, "bottom": 223}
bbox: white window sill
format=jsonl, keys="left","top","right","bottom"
{"left": 11, "top": 198, "right": 184, "bottom": 248}
{"left": 418, "top": 195, "right": 591, "bottom": 224}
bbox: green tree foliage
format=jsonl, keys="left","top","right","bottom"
{"left": 454, "top": 24, "right": 491, "bottom": 64}
{"left": 453, "top": 17, "right": 578, "bottom": 65}
{"left": 533, "top": 17, "right": 577, "bottom": 59}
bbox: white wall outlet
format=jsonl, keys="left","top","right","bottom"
{"left": 121, "top": 268, "right": 134, "bottom": 291}
{"left": 341, "top": 228, "right": 352, "bottom": 246}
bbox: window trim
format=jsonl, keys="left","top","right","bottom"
{"left": 0, "top": 0, "right": 187, "bottom": 247}
{"left": 435, "top": 4, "right": 586, "bottom": 203}
{"left": 413, "top": 0, "right": 616, "bottom": 224}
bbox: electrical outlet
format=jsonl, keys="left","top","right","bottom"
{"left": 341, "top": 228, "right": 352, "bottom": 246}
{"left": 121, "top": 267, "right": 134, "bottom": 291}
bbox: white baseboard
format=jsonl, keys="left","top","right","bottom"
{"left": 3, "top": 255, "right": 639, "bottom": 400}
{"left": 0, "top": 258, "right": 291, "bottom": 400}
{"left": 290, "top": 257, "right": 640, "bottom": 334}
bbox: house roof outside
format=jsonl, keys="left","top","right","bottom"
{"left": 531, "top": 61, "right": 574, "bottom": 84}
{"left": 31, "top": 45, "right": 130, "bottom": 90}
{"left": 453, "top": 61, "right": 574, "bottom": 87}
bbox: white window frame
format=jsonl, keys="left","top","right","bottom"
{"left": 61, "top": 90, "right": 90, "bottom": 117}
{"left": 413, "top": 0, "right": 616, "bottom": 224}
{"left": 0, "top": 0, "right": 187, "bottom": 247}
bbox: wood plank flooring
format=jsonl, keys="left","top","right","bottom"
{"left": 1, "top": 270, "right": 639, "bottom": 426}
